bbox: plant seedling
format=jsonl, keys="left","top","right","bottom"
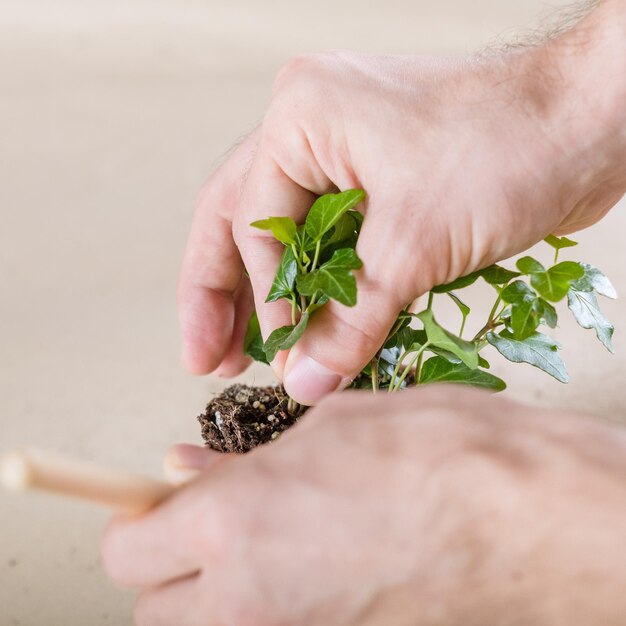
{"left": 244, "top": 189, "right": 617, "bottom": 399}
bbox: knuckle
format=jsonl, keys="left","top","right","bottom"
{"left": 195, "top": 177, "right": 214, "bottom": 207}
{"left": 272, "top": 53, "right": 329, "bottom": 93}
{"left": 267, "top": 53, "right": 339, "bottom": 130}
{"left": 231, "top": 209, "right": 261, "bottom": 248}
{"left": 194, "top": 173, "right": 230, "bottom": 218}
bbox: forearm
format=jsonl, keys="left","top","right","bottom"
{"left": 544, "top": 1, "right": 626, "bottom": 206}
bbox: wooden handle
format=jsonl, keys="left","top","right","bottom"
{"left": 1, "top": 448, "right": 176, "bottom": 514}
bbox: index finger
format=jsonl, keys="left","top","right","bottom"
{"left": 101, "top": 484, "right": 204, "bottom": 588}
{"left": 233, "top": 146, "right": 330, "bottom": 376}
{"left": 178, "top": 129, "right": 259, "bottom": 375}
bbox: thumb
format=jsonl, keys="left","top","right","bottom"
{"left": 163, "top": 444, "right": 229, "bottom": 484}
{"left": 283, "top": 274, "right": 404, "bottom": 405}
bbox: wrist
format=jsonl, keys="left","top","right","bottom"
{"left": 539, "top": 2, "right": 626, "bottom": 200}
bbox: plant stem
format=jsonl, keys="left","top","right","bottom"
{"left": 459, "top": 315, "right": 467, "bottom": 338}
{"left": 291, "top": 296, "right": 297, "bottom": 325}
{"left": 370, "top": 358, "right": 379, "bottom": 393}
{"left": 291, "top": 242, "right": 310, "bottom": 313}
{"left": 472, "top": 294, "right": 503, "bottom": 341}
{"left": 414, "top": 349, "right": 426, "bottom": 386}
{"left": 427, "top": 291, "right": 434, "bottom": 310}
{"left": 291, "top": 244, "right": 303, "bottom": 271}
{"left": 287, "top": 397, "right": 299, "bottom": 415}
{"left": 311, "top": 240, "right": 321, "bottom": 272}
{"left": 488, "top": 294, "right": 503, "bottom": 324}
{"left": 388, "top": 347, "right": 411, "bottom": 393}
{"left": 392, "top": 343, "right": 430, "bottom": 391}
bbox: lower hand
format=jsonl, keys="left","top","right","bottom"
{"left": 102, "top": 388, "right": 626, "bottom": 625}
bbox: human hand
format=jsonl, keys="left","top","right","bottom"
{"left": 178, "top": 5, "right": 626, "bottom": 405}
{"left": 102, "top": 388, "right": 626, "bottom": 625}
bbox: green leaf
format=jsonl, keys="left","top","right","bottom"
{"left": 499, "top": 281, "right": 541, "bottom": 339}
{"left": 431, "top": 272, "right": 481, "bottom": 294}
{"left": 387, "top": 323, "right": 459, "bottom": 364}
{"left": 447, "top": 292, "right": 470, "bottom": 318}
{"left": 510, "top": 298, "right": 540, "bottom": 340}
{"left": 250, "top": 216, "right": 297, "bottom": 245}
{"left": 263, "top": 312, "right": 310, "bottom": 362}
{"left": 265, "top": 247, "right": 298, "bottom": 303}
{"left": 530, "top": 261, "right": 585, "bottom": 302}
{"left": 296, "top": 224, "right": 315, "bottom": 253}
{"left": 567, "top": 289, "right": 614, "bottom": 353}
{"left": 516, "top": 256, "right": 545, "bottom": 275}
{"left": 243, "top": 312, "right": 268, "bottom": 364}
{"left": 304, "top": 189, "right": 365, "bottom": 242}
{"left": 486, "top": 330, "right": 568, "bottom": 383}
{"left": 416, "top": 309, "right": 478, "bottom": 369}
{"left": 571, "top": 263, "right": 618, "bottom": 299}
{"left": 499, "top": 304, "right": 512, "bottom": 322}
{"left": 548, "top": 261, "right": 585, "bottom": 282}
{"left": 296, "top": 248, "right": 362, "bottom": 306}
{"left": 307, "top": 294, "right": 329, "bottom": 313}
{"left": 262, "top": 326, "right": 294, "bottom": 363}
{"left": 325, "top": 210, "right": 362, "bottom": 246}
{"left": 432, "top": 264, "right": 521, "bottom": 294}
{"left": 544, "top": 234, "right": 578, "bottom": 251}
{"left": 479, "top": 264, "right": 521, "bottom": 285}
{"left": 317, "top": 212, "right": 361, "bottom": 265}
{"left": 383, "top": 315, "right": 414, "bottom": 350}
{"left": 537, "top": 298, "right": 558, "bottom": 328}
{"left": 500, "top": 280, "right": 536, "bottom": 304}
{"left": 478, "top": 355, "right": 490, "bottom": 369}
{"left": 420, "top": 356, "right": 506, "bottom": 391}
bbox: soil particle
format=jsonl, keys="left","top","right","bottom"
{"left": 198, "top": 384, "right": 307, "bottom": 453}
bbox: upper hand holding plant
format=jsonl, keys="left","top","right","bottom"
{"left": 178, "top": 15, "right": 626, "bottom": 405}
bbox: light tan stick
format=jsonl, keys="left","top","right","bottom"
{"left": 1, "top": 448, "right": 176, "bottom": 514}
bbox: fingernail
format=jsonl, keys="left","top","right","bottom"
{"left": 163, "top": 445, "right": 220, "bottom": 484}
{"left": 164, "top": 463, "right": 199, "bottom": 486}
{"left": 168, "top": 444, "right": 218, "bottom": 470}
{"left": 284, "top": 355, "right": 347, "bottom": 406}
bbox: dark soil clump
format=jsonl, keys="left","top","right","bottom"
{"left": 198, "top": 384, "right": 307, "bottom": 453}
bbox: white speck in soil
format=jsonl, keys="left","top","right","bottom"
{"left": 252, "top": 400, "right": 260, "bottom": 409}
{"left": 271, "top": 432, "right": 280, "bottom": 440}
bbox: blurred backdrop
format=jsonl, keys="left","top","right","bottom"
{"left": 1, "top": 1, "right": 623, "bottom": 624}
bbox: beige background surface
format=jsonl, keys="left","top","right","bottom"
{"left": 1, "top": 1, "right": 624, "bottom": 624}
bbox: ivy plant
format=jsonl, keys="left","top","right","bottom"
{"left": 244, "top": 189, "right": 617, "bottom": 403}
